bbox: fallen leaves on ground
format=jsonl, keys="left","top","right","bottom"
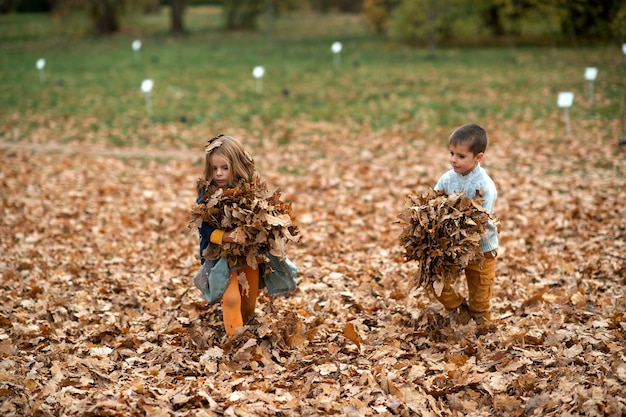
{"left": 1, "top": 116, "right": 625, "bottom": 416}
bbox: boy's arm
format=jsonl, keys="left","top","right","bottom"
{"left": 433, "top": 174, "right": 447, "bottom": 192}
{"left": 480, "top": 179, "right": 497, "bottom": 212}
{"left": 481, "top": 189, "right": 496, "bottom": 212}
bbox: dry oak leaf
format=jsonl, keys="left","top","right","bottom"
{"left": 343, "top": 322, "right": 362, "bottom": 350}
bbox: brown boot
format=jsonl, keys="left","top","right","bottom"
{"left": 450, "top": 300, "right": 471, "bottom": 325}
{"left": 474, "top": 316, "right": 497, "bottom": 334}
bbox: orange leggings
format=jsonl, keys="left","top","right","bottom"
{"left": 222, "top": 266, "right": 259, "bottom": 335}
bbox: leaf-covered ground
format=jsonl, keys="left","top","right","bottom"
{"left": 1, "top": 115, "right": 625, "bottom": 416}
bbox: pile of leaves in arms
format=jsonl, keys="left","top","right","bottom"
{"left": 190, "top": 175, "right": 299, "bottom": 269}
{"left": 398, "top": 188, "right": 491, "bottom": 296}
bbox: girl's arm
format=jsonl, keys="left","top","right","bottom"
{"left": 198, "top": 222, "right": 216, "bottom": 263}
{"left": 198, "top": 222, "right": 238, "bottom": 263}
{"left": 196, "top": 188, "right": 237, "bottom": 263}
{"left": 197, "top": 187, "right": 229, "bottom": 261}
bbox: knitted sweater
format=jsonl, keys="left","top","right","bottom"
{"left": 434, "top": 163, "right": 499, "bottom": 253}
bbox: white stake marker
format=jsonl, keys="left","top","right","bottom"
{"left": 331, "top": 41, "right": 342, "bottom": 68}
{"left": 36, "top": 58, "right": 46, "bottom": 84}
{"left": 132, "top": 40, "right": 142, "bottom": 63}
{"left": 584, "top": 67, "right": 597, "bottom": 102}
{"left": 252, "top": 66, "right": 265, "bottom": 94}
{"left": 141, "top": 79, "right": 154, "bottom": 119}
{"left": 557, "top": 92, "right": 574, "bottom": 138}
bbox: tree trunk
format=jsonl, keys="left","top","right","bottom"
{"left": 171, "top": 0, "right": 185, "bottom": 33}
{"left": 265, "top": 0, "right": 273, "bottom": 50}
{"left": 0, "top": 0, "right": 12, "bottom": 14}
{"left": 145, "top": 0, "right": 161, "bottom": 14}
{"left": 93, "top": 0, "right": 120, "bottom": 35}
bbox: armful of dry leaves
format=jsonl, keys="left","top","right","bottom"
{"left": 398, "top": 188, "right": 491, "bottom": 294}
{"left": 189, "top": 175, "right": 300, "bottom": 269}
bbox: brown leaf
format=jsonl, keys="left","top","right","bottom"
{"left": 343, "top": 322, "right": 361, "bottom": 350}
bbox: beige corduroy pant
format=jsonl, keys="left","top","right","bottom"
{"left": 434, "top": 250, "right": 497, "bottom": 321}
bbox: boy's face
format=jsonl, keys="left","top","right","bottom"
{"left": 449, "top": 142, "right": 483, "bottom": 176}
{"left": 210, "top": 153, "right": 231, "bottom": 187}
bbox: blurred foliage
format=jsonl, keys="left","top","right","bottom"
{"left": 362, "top": 0, "right": 398, "bottom": 34}
{"left": 363, "top": 0, "right": 626, "bottom": 46}
{"left": 222, "top": 0, "right": 299, "bottom": 30}
{"left": 559, "top": 0, "right": 625, "bottom": 40}
{"left": 308, "top": 0, "right": 362, "bottom": 13}
{"left": 387, "top": 0, "right": 500, "bottom": 51}
{"left": 52, "top": 0, "right": 159, "bottom": 35}
{"left": 6, "top": 0, "right": 624, "bottom": 45}
{"left": 2, "top": 0, "right": 51, "bottom": 12}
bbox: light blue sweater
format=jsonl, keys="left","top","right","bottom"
{"left": 434, "top": 163, "right": 499, "bottom": 253}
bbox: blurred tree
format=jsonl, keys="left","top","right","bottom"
{"left": 143, "top": 0, "right": 160, "bottom": 13}
{"left": 389, "top": 0, "right": 470, "bottom": 53}
{"left": 560, "top": 0, "right": 625, "bottom": 42}
{"left": 222, "top": 0, "right": 297, "bottom": 30}
{"left": 53, "top": 0, "right": 186, "bottom": 34}
{"left": 53, "top": 0, "right": 125, "bottom": 35}
{"left": 309, "top": 0, "right": 362, "bottom": 13}
{"left": 481, "top": 0, "right": 546, "bottom": 46}
{"left": 362, "top": 0, "right": 399, "bottom": 34}
{"left": 89, "top": 0, "right": 123, "bottom": 35}
{"left": 363, "top": 0, "right": 625, "bottom": 46}
{"left": 610, "top": 1, "right": 626, "bottom": 42}
{"left": 170, "top": 0, "right": 185, "bottom": 32}
{"left": 224, "top": 0, "right": 263, "bottom": 29}
{"left": 0, "top": 0, "right": 50, "bottom": 13}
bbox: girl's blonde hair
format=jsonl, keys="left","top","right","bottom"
{"left": 202, "top": 134, "right": 256, "bottom": 186}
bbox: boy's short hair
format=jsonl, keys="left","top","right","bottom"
{"left": 449, "top": 124, "right": 488, "bottom": 155}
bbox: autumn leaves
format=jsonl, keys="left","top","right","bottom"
{"left": 398, "top": 188, "right": 492, "bottom": 295}
{"left": 189, "top": 175, "right": 300, "bottom": 270}
{"left": 191, "top": 174, "right": 491, "bottom": 296}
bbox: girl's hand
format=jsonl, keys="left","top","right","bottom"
{"left": 222, "top": 231, "right": 235, "bottom": 243}
{"left": 222, "top": 230, "right": 241, "bottom": 244}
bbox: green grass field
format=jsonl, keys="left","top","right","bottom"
{"left": 1, "top": 6, "right": 624, "bottom": 145}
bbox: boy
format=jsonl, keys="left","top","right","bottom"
{"left": 433, "top": 123, "right": 498, "bottom": 325}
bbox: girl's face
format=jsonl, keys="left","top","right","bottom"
{"left": 449, "top": 142, "right": 483, "bottom": 176}
{"left": 210, "top": 154, "right": 231, "bottom": 187}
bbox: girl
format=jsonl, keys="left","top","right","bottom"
{"left": 193, "top": 134, "right": 297, "bottom": 336}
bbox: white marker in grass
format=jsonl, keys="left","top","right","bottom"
{"left": 141, "top": 79, "right": 154, "bottom": 119}
{"left": 252, "top": 66, "right": 265, "bottom": 94}
{"left": 36, "top": 58, "right": 46, "bottom": 84}
{"left": 623, "top": 44, "right": 626, "bottom": 68}
{"left": 331, "top": 41, "right": 342, "bottom": 67}
{"left": 132, "top": 40, "right": 142, "bottom": 63}
{"left": 557, "top": 92, "right": 574, "bottom": 138}
{"left": 584, "top": 67, "right": 597, "bottom": 102}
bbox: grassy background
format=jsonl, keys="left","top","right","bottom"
{"left": 1, "top": 6, "right": 625, "bottom": 146}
